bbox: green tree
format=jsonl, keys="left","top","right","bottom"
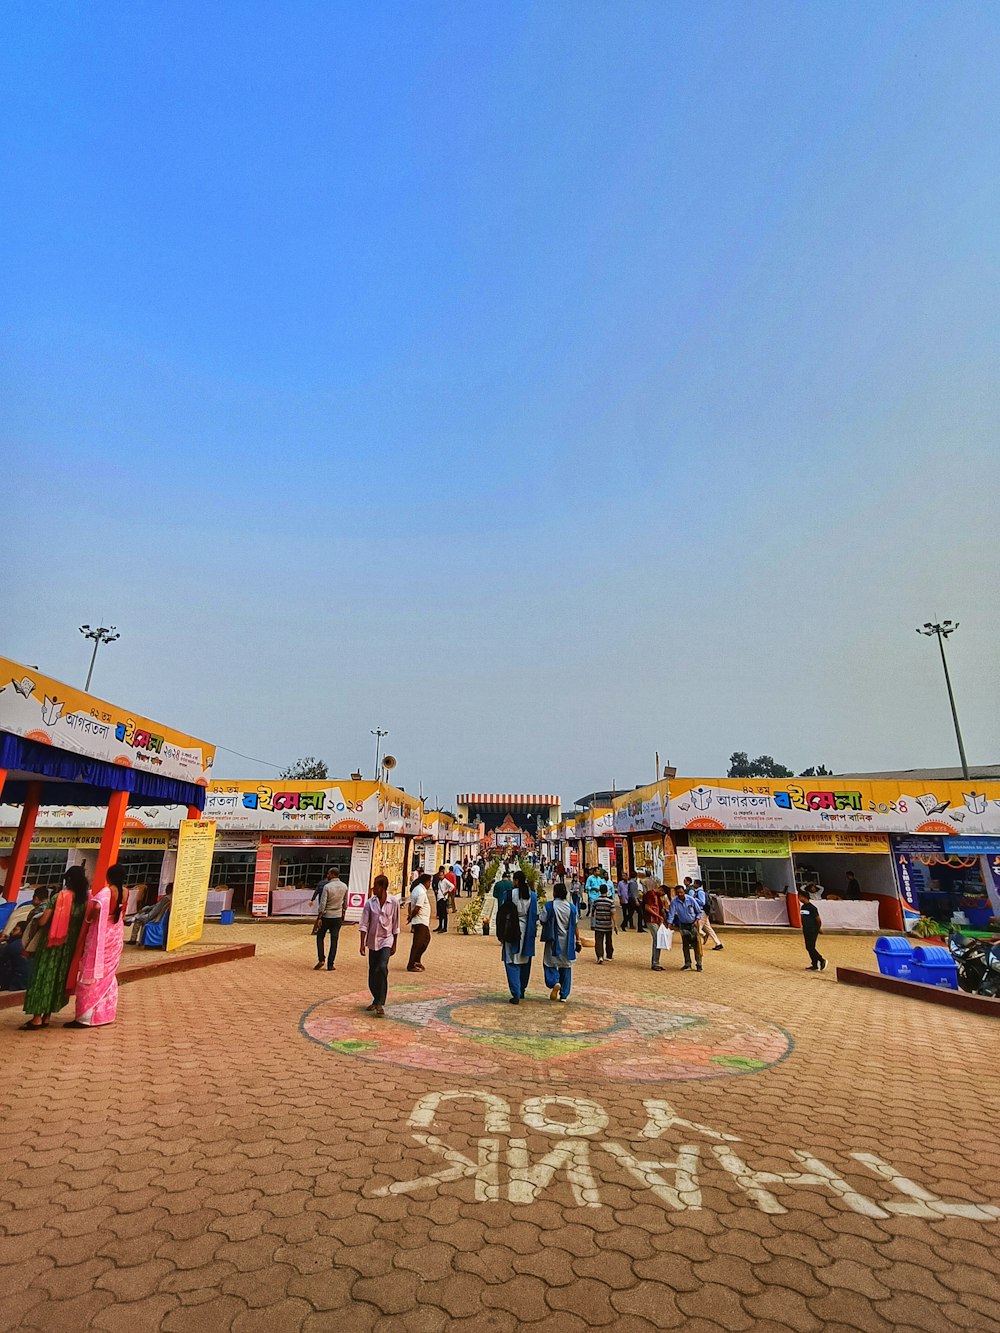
{"left": 280, "top": 756, "right": 329, "bottom": 780}
{"left": 728, "top": 752, "right": 794, "bottom": 779}
{"left": 799, "top": 764, "right": 833, "bottom": 777}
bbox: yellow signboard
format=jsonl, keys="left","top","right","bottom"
{"left": 0, "top": 830, "right": 171, "bottom": 851}
{"left": 789, "top": 832, "right": 890, "bottom": 854}
{"left": 167, "top": 820, "right": 217, "bottom": 951}
{"left": 690, "top": 832, "right": 791, "bottom": 859}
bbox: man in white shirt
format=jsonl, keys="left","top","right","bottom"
{"left": 407, "top": 873, "right": 432, "bottom": 972}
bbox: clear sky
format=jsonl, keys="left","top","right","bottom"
{"left": 4, "top": 1, "right": 998, "bottom": 804}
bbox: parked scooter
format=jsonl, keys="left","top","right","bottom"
{"left": 947, "top": 932, "right": 1000, "bottom": 997}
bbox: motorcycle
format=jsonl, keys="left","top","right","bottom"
{"left": 947, "top": 932, "right": 1000, "bottom": 997}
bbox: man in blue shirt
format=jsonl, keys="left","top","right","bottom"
{"left": 667, "top": 886, "right": 704, "bottom": 972}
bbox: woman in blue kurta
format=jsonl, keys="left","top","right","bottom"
{"left": 540, "top": 882, "right": 580, "bottom": 1002}
{"left": 496, "top": 870, "right": 538, "bottom": 1004}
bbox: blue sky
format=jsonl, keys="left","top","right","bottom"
{"left": 4, "top": 1, "right": 998, "bottom": 802}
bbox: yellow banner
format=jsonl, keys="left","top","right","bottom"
{"left": 0, "top": 830, "right": 171, "bottom": 851}
{"left": 690, "top": 832, "right": 791, "bottom": 859}
{"left": 789, "top": 832, "right": 890, "bottom": 854}
{"left": 167, "top": 819, "right": 217, "bottom": 951}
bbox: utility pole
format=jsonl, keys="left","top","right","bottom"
{"left": 371, "top": 728, "right": 388, "bottom": 780}
{"left": 79, "top": 624, "right": 120, "bottom": 692}
{"left": 916, "top": 621, "right": 969, "bottom": 779}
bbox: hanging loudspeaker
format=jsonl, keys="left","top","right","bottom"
{"left": 382, "top": 755, "right": 397, "bottom": 770}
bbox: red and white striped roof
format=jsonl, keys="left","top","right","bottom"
{"left": 457, "top": 794, "right": 559, "bottom": 806}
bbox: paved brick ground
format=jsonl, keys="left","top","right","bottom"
{"left": 2, "top": 920, "right": 998, "bottom": 1331}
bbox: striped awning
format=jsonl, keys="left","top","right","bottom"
{"left": 457, "top": 794, "right": 559, "bottom": 806}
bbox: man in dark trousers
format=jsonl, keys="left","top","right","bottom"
{"left": 314, "top": 869, "right": 348, "bottom": 971}
{"left": 799, "top": 886, "right": 827, "bottom": 971}
{"left": 667, "top": 885, "right": 704, "bottom": 972}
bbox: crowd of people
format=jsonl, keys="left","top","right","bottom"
{"left": 333, "top": 852, "right": 772, "bottom": 1014}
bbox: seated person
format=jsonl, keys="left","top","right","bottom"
{"left": 128, "top": 887, "right": 173, "bottom": 943}
{"left": 1, "top": 886, "right": 49, "bottom": 940}
{"left": 0, "top": 923, "right": 31, "bottom": 991}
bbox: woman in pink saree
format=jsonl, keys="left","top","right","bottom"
{"left": 67, "top": 864, "right": 126, "bottom": 1028}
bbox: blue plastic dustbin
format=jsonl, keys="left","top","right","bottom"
{"left": 910, "top": 945, "right": 958, "bottom": 990}
{"left": 220, "top": 909, "right": 235, "bottom": 925}
{"left": 873, "top": 936, "right": 915, "bottom": 980}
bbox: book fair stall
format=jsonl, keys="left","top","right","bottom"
{"left": 0, "top": 656, "right": 216, "bottom": 951}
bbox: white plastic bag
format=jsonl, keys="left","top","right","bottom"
{"left": 655, "top": 924, "right": 672, "bottom": 951}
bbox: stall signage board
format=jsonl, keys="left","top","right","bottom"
{"left": 942, "top": 837, "right": 1000, "bottom": 855}
{"left": 0, "top": 656, "right": 215, "bottom": 786}
{"left": 690, "top": 833, "right": 791, "bottom": 859}
{"left": 789, "top": 832, "right": 890, "bottom": 854}
{"left": 891, "top": 835, "right": 945, "bottom": 858}
{"left": 675, "top": 846, "right": 700, "bottom": 881}
{"left": 203, "top": 779, "right": 423, "bottom": 836}
{"left": 0, "top": 829, "right": 171, "bottom": 851}
{"left": 167, "top": 819, "right": 216, "bottom": 951}
{"left": 613, "top": 782, "right": 667, "bottom": 834}
{"left": 347, "top": 837, "right": 374, "bottom": 922}
{"left": 668, "top": 777, "right": 1000, "bottom": 835}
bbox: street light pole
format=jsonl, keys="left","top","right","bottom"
{"left": 79, "top": 624, "right": 121, "bottom": 692}
{"left": 916, "top": 620, "right": 969, "bottom": 780}
{"left": 371, "top": 728, "right": 388, "bottom": 780}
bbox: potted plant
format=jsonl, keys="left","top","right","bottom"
{"left": 910, "top": 915, "right": 945, "bottom": 944}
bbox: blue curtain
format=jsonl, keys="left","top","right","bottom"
{"left": 0, "top": 731, "right": 206, "bottom": 810}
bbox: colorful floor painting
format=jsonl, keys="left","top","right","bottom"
{"left": 300, "top": 981, "right": 792, "bottom": 1082}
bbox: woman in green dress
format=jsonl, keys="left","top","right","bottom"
{"left": 21, "top": 865, "right": 90, "bottom": 1030}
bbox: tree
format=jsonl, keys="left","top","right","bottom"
{"left": 727, "top": 752, "right": 794, "bottom": 779}
{"left": 799, "top": 764, "right": 833, "bottom": 777}
{"left": 280, "top": 756, "right": 329, "bottom": 780}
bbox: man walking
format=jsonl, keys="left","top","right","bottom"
{"left": 668, "top": 885, "right": 704, "bottom": 972}
{"left": 358, "top": 874, "right": 399, "bottom": 1017}
{"left": 314, "top": 867, "right": 348, "bottom": 970}
{"left": 407, "top": 873, "right": 432, "bottom": 972}
{"left": 799, "top": 887, "right": 827, "bottom": 971}
{"left": 591, "top": 884, "right": 617, "bottom": 963}
{"left": 691, "top": 879, "right": 724, "bottom": 951}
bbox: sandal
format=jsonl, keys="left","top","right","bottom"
{"left": 19, "top": 1020, "right": 44, "bottom": 1031}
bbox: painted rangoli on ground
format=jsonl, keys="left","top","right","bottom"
{"left": 300, "top": 982, "right": 792, "bottom": 1082}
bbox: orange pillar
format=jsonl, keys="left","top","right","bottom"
{"left": 186, "top": 804, "right": 201, "bottom": 821}
{"left": 877, "top": 893, "right": 904, "bottom": 932}
{"left": 93, "top": 790, "right": 129, "bottom": 892}
{"left": 5, "top": 780, "right": 42, "bottom": 902}
{"left": 786, "top": 890, "right": 802, "bottom": 928}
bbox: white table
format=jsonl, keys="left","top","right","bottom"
{"left": 270, "top": 889, "right": 317, "bottom": 916}
{"left": 717, "top": 897, "right": 790, "bottom": 926}
{"left": 204, "top": 890, "right": 233, "bottom": 917}
{"left": 815, "top": 900, "right": 880, "bottom": 931}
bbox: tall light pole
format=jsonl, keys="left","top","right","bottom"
{"left": 371, "top": 728, "right": 388, "bottom": 780}
{"left": 916, "top": 620, "right": 969, "bottom": 779}
{"left": 79, "top": 624, "right": 120, "bottom": 692}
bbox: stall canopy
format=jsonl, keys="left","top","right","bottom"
{"left": 0, "top": 656, "right": 215, "bottom": 902}
{"left": 0, "top": 657, "right": 214, "bottom": 809}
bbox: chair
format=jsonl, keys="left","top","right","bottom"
{"left": 141, "top": 912, "right": 170, "bottom": 949}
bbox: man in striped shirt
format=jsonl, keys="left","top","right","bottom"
{"left": 591, "top": 885, "right": 617, "bottom": 963}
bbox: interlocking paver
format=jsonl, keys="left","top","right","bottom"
{"left": 1, "top": 922, "right": 998, "bottom": 1331}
